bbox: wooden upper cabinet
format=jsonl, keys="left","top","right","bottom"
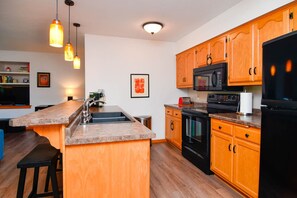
{"left": 228, "top": 24, "right": 254, "bottom": 85}
{"left": 176, "top": 48, "right": 195, "bottom": 88}
{"left": 209, "top": 35, "right": 227, "bottom": 65}
{"left": 195, "top": 42, "right": 209, "bottom": 68}
{"left": 289, "top": 4, "right": 297, "bottom": 31}
{"left": 253, "top": 9, "right": 290, "bottom": 83}
{"left": 195, "top": 35, "right": 227, "bottom": 68}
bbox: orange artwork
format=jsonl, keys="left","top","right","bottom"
{"left": 134, "top": 78, "right": 145, "bottom": 93}
{"left": 37, "top": 72, "right": 50, "bottom": 87}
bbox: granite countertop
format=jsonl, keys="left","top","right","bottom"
{"left": 164, "top": 103, "right": 206, "bottom": 110}
{"left": 65, "top": 105, "right": 156, "bottom": 145}
{"left": 9, "top": 100, "right": 83, "bottom": 127}
{"left": 209, "top": 110, "right": 261, "bottom": 129}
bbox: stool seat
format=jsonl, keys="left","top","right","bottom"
{"left": 17, "top": 144, "right": 61, "bottom": 198}
{"left": 17, "top": 144, "right": 60, "bottom": 168}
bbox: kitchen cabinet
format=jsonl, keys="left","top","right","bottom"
{"left": 211, "top": 118, "right": 260, "bottom": 198}
{"left": 0, "top": 61, "right": 30, "bottom": 86}
{"left": 195, "top": 35, "right": 227, "bottom": 68}
{"left": 253, "top": 9, "right": 290, "bottom": 83}
{"left": 228, "top": 24, "right": 255, "bottom": 85}
{"left": 165, "top": 107, "right": 182, "bottom": 149}
{"left": 176, "top": 48, "right": 195, "bottom": 88}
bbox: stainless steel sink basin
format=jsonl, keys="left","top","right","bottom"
{"left": 88, "top": 112, "right": 134, "bottom": 123}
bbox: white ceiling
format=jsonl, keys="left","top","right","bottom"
{"left": 0, "top": 0, "right": 242, "bottom": 54}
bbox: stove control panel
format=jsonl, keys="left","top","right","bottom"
{"left": 207, "top": 94, "right": 239, "bottom": 105}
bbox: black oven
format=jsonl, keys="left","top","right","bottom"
{"left": 182, "top": 94, "right": 240, "bottom": 175}
{"left": 182, "top": 110, "right": 212, "bottom": 174}
{"left": 193, "top": 63, "right": 242, "bottom": 91}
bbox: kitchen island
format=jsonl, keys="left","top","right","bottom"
{"left": 10, "top": 101, "right": 155, "bottom": 198}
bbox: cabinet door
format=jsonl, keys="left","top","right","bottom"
{"left": 289, "top": 4, "right": 297, "bottom": 31}
{"left": 209, "top": 36, "right": 227, "bottom": 64}
{"left": 176, "top": 53, "right": 187, "bottom": 88}
{"left": 228, "top": 24, "right": 254, "bottom": 85}
{"left": 233, "top": 138, "right": 260, "bottom": 198}
{"left": 172, "top": 117, "right": 182, "bottom": 150}
{"left": 165, "top": 116, "right": 173, "bottom": 141}
{"left": 254, "top": 9, "right": 290, "bottom": 83}
{"left": 176, "top": 49, "right": 195, "bottom": 88}
{"left": 196, "top": 43, "right": 209, "bottom": 68}
{"left": 211, "top": 130, "right": 233, "bottom": 182}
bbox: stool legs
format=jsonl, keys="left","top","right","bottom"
{"left": 17, "top": 168, "right": 27, "bottom": 198}
{"left": 44, "top": 167, "right": 50, "bottom": 192}
{"left": 49, "top": 163, "right": 59, "bottom": 198}
{"left": 28, "top": 167, "right": 39, "bottom": 198}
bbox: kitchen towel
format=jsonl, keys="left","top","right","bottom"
{"left": 240, "top": 92, "right": 253, "bottom": 115}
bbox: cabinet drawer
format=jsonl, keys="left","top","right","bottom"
{"left": 211, "top": 119, "right": 233, "bottom": 136}
{"left": 165, "top": 108, "right": 173, "bottom": 116}
{"left": 173, "top": 110, "right": 181, "bottom": 118}
{"left": 234, "top": 126, "right": 260, "bottom": 145}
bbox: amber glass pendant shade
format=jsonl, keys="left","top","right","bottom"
{"left": 73, "top": 55, "right": 80, "bottom": 69}
{"left": 64, "top": 43, "right": 74, "bottom": 61}
{"left": 49, "top": 19, "right": 63, "bottom": 47}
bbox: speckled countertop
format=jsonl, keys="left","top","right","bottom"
{"left": 10, "top": 101, "right": 155, "bottom": 145}
{"left": 209, "top": 110, "right": 261, "bottom": 129}
{"left": 164, "top": 103, "right": 261, "bottom": 129}
{"left": 65, "top": 106, "right": 156, "bottom": 145}
{"left": 9, "top": 100, "right": 83, "bottom": 127}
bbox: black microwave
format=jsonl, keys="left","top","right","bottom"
{"left": 193, "top": 63, "right": 242, "bottom": 91}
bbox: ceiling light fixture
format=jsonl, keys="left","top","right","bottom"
{"left": 49, "top": 0, "right": 63, "bottom": 47}
{"left": 142, "top": 22, "right": 163, "bottom": 34}
{"left": 73, "top": 23, "right": 80, "bottom": 69}
{"left": 64, "top": 0, "right": 74, "bottom": 61}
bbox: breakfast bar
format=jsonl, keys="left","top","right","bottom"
{"left": 9, "top": 100, "right": 156, "bottom": 198}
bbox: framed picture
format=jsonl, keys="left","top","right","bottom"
{"left": 130, "top": 74, "right": 149, "bottom": 98}
{"left": 37, "top": 72, "right": 50, "bottom": 87}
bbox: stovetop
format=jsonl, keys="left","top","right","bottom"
{"left": 182, "top": 93, "right": 240, "bottom": 115}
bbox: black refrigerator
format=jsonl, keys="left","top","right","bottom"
{"left": 259, "top": 31, "right": 297, "bottom": 197}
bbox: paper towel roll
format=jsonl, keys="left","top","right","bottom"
{"left": 240, "top": 92, "right": 253, "bottom": 115}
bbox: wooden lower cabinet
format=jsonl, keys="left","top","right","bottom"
{"left": 165, "top": 107, "right": 182, "bottom": 149}
{"left": 211, "top": 118, "right": 260, "bottom": 198}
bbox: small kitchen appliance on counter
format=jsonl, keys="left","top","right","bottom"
{"left": 182, "top": 93, "right": 240, "bottom": 175}
{"left": 178, "top": 97, "right": 191, "bottom": 106}
{"left": 89, "top": 90, "right": 105, "bottom": 107}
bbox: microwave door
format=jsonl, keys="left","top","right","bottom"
{"left": 195, "top": 75, "right": 209, "bottom": 91}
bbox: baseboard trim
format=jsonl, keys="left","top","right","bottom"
{"left": 152, "top": 139, "right": 167, "bottom": 144}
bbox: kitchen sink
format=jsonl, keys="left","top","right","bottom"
{"left": 88, "top": 112, "right": 134, "bottom": 123}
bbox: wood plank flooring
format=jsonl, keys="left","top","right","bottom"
{"left": 0, "top": 132, "right": 242, "bottom": 198}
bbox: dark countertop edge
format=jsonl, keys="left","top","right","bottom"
{"left": 209, "top": 113, "right": 261, "bottom": 129}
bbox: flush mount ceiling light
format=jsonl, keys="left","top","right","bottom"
{"left": 49, "top": 0, "right": 64, "bottom": 47}
{"left": 142, "top": 22, "right": 163, "bottom": 34}
{"left": 64, "top": 0, "right": 74, "bottom": 61}
{"left": 73, "top": 23, "right": 80, "bottom": 69}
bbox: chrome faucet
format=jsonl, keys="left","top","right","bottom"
{"left": 81, "top": 97, "right": 106, "bottom": 124}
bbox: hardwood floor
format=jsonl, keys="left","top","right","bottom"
{"left": 0, "top": 132, "right": 241, "bottom": 198}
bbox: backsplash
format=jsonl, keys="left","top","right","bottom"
{"left": 188, "top": 86, "right": 262, "bottom": 109}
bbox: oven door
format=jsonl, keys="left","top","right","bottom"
{"left": 182, "top": 112, "right": 210, "bottom": 157}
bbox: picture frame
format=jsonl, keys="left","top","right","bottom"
{"left": 37, "top": 72, "right": 50, "bottom": 88}
{"left": 130, "top": 74, "right": 149, "bottom": 98}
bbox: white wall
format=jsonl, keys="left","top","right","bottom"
{"left": 0, "top": 50, "right": 85, "bottom": 118}
{"left": 178, "top": 0, "right": 293, "bottom": 109}
{"left": 85, "top": 34, "right": 188, "bottom": 140}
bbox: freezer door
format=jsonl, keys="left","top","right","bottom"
{"left": 259, "top": 107, "right": 297, "bottom": 197}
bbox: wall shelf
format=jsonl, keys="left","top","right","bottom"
{"left": 0, "top": 105, "right": 31, "bottom": 109}
{"left": 0, "top": 83, "right": 30, "bottom": 86}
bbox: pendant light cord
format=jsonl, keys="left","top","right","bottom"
{"left": 68, "top": 3, "right": 71, "bottom": 43}
{"left": 75, "top": 26, "right": 78, "bottom": 56}
{"left": 56, "top": 0, "right": 58, "bottom": 19}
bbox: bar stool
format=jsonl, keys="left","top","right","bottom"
{"left": 16, "top": 144, "right": 61, "bottom": 198}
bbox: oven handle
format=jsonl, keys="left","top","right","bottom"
{"left": 182, "top": 112, "right": 209, "bottom": 119}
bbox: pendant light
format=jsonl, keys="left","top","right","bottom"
{"left": 64, "top": 0, "right": 74, "bottom": 61}
{"left": 73, "top": 23, "right": 81, "bottom": 69}
{"left": 142, "top": 22, "right": 163, "bottom": 34}
{"left": 49, "top": 0, "right": 64, "bottom": 47}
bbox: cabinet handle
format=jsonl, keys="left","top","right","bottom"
{"left": 254, "top": 67, "right": 257, "bottom": 75}
{"left": 206, "top": 54, "right": 212, "bottom": 65}
{"left": 218, "top": 126, "right": 222, "bottom": 130}
{"left": 228, "top": 144, "right": 232, "bottom": 151}
{"left": 245, "top": 133, "right": 249, "bottom": 138}
{"left": 170, "top": 121, "right": 174, "bottom": 130}
{"left": 249, "top": 68, "right": 252, "bottom": 75}
{"left": 182, "top": 77, "right": 186, "bottom": 82}
{"left": 233, "top": 145, "right": 236, "bottom": 154}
